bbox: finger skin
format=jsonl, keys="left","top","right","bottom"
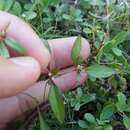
{"left": 0, "top": 11, "right": 50, "bottom": 70}
{"left": 0, "top": 57, "right": 41, "bottom": 97}
{"left": 0, "top": 125, "right": 8, "bottom": 130}
{"left": 0, "top": 11, "right": 90, "bottom": 70}
{"left": 0, "top": 11, "right": 90, "bottom": 129}
{"left": 0, "top": 69, "right": 87, "bottom": 124}
{"left": 48, "top": 37, "right": 90, "bottom": 70}
{"left": 9, "top": 36, "right": 90, "bottom": 71}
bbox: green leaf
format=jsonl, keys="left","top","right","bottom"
{"left": 4, "top": 38, "right": 26, "bottom": 55}
{"left": 97, "top": 119, "right": 110, "bottom": 126}
{"left": 63, "top": 14, "right": 71, "bottom": 20}
{"left": 0, "top": 0, "right": 13, "bottom": 11}
{"left": 77, "top": 88, "right": 83, "bottom": 97}
{"left": 40, "top": 0, "right": 49, "bottom": 8}
{"left": 78, "top": 120, "right": 87, "bottom": 128}
{"left": 74, "top": 102, "right": 81, "bottom": 111}
{"left": 22, "top": 11, "right": 37, "bottom": 20}
{"left": 103, "top": 31, "right": 127, "bottom": 53}
{"left": 84, "top": 113, "right": 97, "bottom": 124}
{"left": 103, "top": 41, "right": 113, "bottom": 53}
{"left": 86, "top": 65, "right": 114, "bottom": 78}
{"left": 42, "top": 39, "right": 51, "bottom": 53}
{"left": 116, "top": 92, "right": 126, "bottom": 112}
{"left": 104, "top": 124, "right": 113, "bottom": 130}
{"left": 82, "top": 94, "right": 96, "bottom": 104}
{"left": 38, "top": 111, "right": 50, "bottom": 130}
{"left": 49, "top": 0, "right": 60, "bottom": 5}
{"left": 83, "top": 28, "right": 92, "bottom": 34}
{"left": 104, "top": 53, "right": 114, "bottom": 61}
{"left": 112, "top": 47, "right": 122, "bottom": 56}
{"left": 76, "top": 71, "right": 81, "bottom": 81}
{"left": 71, "top": 35, "right": 82, "bottom": 65}
{"left": 97, "top": 31, "right": 106, "bottom": 41}
{"left": 125, "top": 103, "right": 130, "bottom": 112}
{"left": 5, "top": 0, "right": 13, "bottom": 11}
{"left": 11, "top": 1, "right": 22, "bottom": 16}
{"left": 112, "top": 31, "right": 127, "bottom": 47}
{"left": 94, "top": 41, "right": 100, "bottom": 49}
{"left": 117, "top": 92, "right": 126, "bottom": 106}
{"left": 123, "top": 115, "right": 130, "bottom": 130}
{"left": 48, "top": 85, "right": 65, "bottom": 123}
{"left": 100, "top": 104, "right": 115, "bottom": 121}
{"left": 40, "top": 0, "right": 59, "bottom": 8}
{"left": 0, "top": 0, "right": 5, "bottom": 10}
{"left": 0, "top": 42, "right": 10, "bottom": 58}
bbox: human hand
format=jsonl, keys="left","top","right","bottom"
{"left": 0, "top": 12, "right": 90, "bottom": 130}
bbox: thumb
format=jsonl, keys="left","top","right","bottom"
{"left": 0, "top": 56, "right": 41, "bottom": 98}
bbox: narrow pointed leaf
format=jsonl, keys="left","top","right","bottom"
{"left": 48, "top": 85, "right": 65, "bottom": 123}
{"left": 38, "top": 111, "right": 50, "bottom": 130}
{"left": 71, "top": 35, "right": 82, "bottom": 65}
{"left": 112, "top": 47, "right": 122, "bottom": 56}
{"left": 42, "top": 39, "right": 51, "bottom": 53}
{"left": 103, "top": 31, "right": 127, "bottom": 53}
{"left": 0, "top": 42, "right": 10, "bottom": 58}
{"left": 5, "top": 38, "right": 26, "bottom": 55}
{"left": 112, "top": 31, "right": 127, "bottom": 47}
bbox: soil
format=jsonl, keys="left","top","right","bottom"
{"left": 113, "top": 124, "right": 126, "bottom": 130}
{"left": 74, "top": 102, "right": 97, "bottom": 120}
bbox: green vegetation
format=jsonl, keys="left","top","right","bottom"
{"left": 0, "top": 0, "right": 130, "bottom": 130}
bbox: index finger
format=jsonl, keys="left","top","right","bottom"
{"left": 0, "top": 11, "right": 50, "bottom": 70}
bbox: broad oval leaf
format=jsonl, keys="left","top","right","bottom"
{"left": 11, "top": 1, "right": 22, "bottom": 16}
{"left": 71, "top": 35, "right": 82, "bottom": 65}
{"left": 78, "top": 120, "right": 87, "bottom": 128}
{"left": 74, "top": 102, "right": 80, "bottom": 111}
{"left": 104, "top": 125, "right": 113, "bottom": 130}
{"left": 22, "top": 11, "right": 37, "bottom": 20}
{"left": 84, "top": 113, "right": 97, "bottom": 124}
{"left": 0, "top": 42, "right": 10, "bottom": 58}
{"left": 4, "top": 38, "right": 26, "bottom": 55}
{"left": 125, "top": 103, "right": 130, "bottom": 112}
{"left": 116, "top": 92, "right": 126, "bottom": 112}
{"left": 48, "top": 85, "right": 65, "bottom": 123}
{"left": 38, "top": 110, "right": 50, "bottom": 130}
{"left": 40, "top": 0, "right": 60, "bottom": 9}
{"left": 49, "top": 0, "right": 60, "bottom": 6}
{"left": 100, "top": 104, "right": 116, "bottom": 121}
{"left": 40, "top": 0, "right": 49, "bottom": 8}
{"left": 83, "top": 27, "right": 92, "bottom": 34}
{"left": 0, "top": 0, "right": 13, "bottom": 11}
{"left": 123, "top": 115, "right": 130, "bottom": 130}
{"left": 86, "top": 65, "right": 114, "bottom": 78}
{"left": 0, "top": 0, "right": 5, "bottom": 10}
